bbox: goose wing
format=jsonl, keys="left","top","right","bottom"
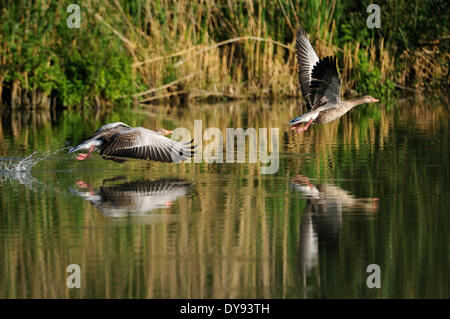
{"left": 296, "top": 28, "right": 320, "bottom": 110}
{"left": 69, "top": 122, "right": 132, "bottom": 154}
{"left": 309, "top": 56, "right": 341, "bottom": 110}
{"left": 100, "top": 127, "right": 194, "bottom": 162}
{"left": 86, "top": 122, "right": 131, "bottom": 140}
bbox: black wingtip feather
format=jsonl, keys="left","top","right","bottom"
{"left": 311, "top": 56, "right": 337, "bottom": 81}
{"left": 183, "top": 138, "right": 194, "bottom": 145}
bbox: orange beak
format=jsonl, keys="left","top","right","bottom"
{"left": 164, "top": 129, "right": 173, "bottom": 136}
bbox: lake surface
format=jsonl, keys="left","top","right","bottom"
{"left": 0, "top": 98, "right": 448, "bottom": 298}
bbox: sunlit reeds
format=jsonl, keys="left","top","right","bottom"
{"left": 0, "top": 0, "right": 447, "bottom": 109}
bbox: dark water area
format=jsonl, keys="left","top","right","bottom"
{"left": 0, "top": 98, "right": 448, "bottom": 298}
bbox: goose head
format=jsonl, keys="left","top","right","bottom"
{"left": 156, "top": 128, "right": 173, "bottom": 136}
{"left": 361, "top": 95, "right": 379, "bottom": 103}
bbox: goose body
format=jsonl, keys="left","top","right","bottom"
{"left": 289, "top": 28, "right": 379, "bottom": 133}
{"left": 69, "top": 122, "right": 194, "bottom": 162}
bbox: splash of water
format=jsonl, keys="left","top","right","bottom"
{"left": 0, "top": 148, "right": 66, "bottom": 191}
{"left": 0, "top": 149, "right": 64, "bottom": 172}
{"left": 0, "top": 153, "right": 41, "bottom": 172}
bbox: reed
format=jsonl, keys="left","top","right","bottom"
{"left": 0, "top": 0, "right": 447, "bottom": 109}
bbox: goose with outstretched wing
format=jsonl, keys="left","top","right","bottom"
{"left": 69, "top": 122, "right": 195, "bottom": 163}
{"left": 289, "top": 28, "right": 379, "bottom": 133}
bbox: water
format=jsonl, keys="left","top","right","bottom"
{"left": 0, "top": 99, "right": 448, "bottom": 298}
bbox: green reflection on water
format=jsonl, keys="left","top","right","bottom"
{"left": 0, "top": 99, "right": 448, "bottom": 298}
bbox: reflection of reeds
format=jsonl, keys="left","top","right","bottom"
{"left": 0, "top": 99, "right": 448, "bottom": 298}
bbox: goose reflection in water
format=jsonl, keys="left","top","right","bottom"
{"left": 291, "top": 174, "right": 379, "bottom": 291}
{"left": 71, "top": 176, "right": 191, "bottom": 218}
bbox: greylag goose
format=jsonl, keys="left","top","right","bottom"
{"left": 289, "top": 28, "right": 379, "bottom": 133}
{"left": 69, "top": 122, "right": 194, "bottom": 162}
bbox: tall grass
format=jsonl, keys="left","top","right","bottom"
{"left": 0, "top": 0, "right": 448, "bottom": 109}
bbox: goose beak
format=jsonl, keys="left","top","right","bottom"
{"left": 373, "top": 98, "right": 379, "bottom": 103}
{"left": 69, "top": 146, "right": 79, "bottom": 153}
{"left": 163, "top": 129, "right": 173, "bottom": 136}
{"left": 288, "top": 116, "right": 303, "bottom": 125}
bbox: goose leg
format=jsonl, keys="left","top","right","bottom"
{"left": 76, "top": 146, "right": 95, "bottom": 160}
{"left": 290, "top": 124, "right": 305, "bottom": 131}
{"left": 295, "top": 119, "right": 313, "bottom": 133}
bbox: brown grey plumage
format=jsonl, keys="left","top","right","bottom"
{"left": 69, "top": 122, "right": 195, "bottom": 162}
{"left": 290, "top": 28, "right": 378, "bottom": 132}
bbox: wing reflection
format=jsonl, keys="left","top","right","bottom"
{"left": 291, "top": 174, "right": 379, "bottom": 282}
{"left": 71, "top": 176, "right": 191, "bottom": 217}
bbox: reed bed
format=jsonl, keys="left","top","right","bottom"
{"left": 0, "top": 0, "right": 448, "bottom": 109}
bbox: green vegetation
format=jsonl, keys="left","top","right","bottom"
{"left": 0, "top": 0, "right": 448, "bottom": 109}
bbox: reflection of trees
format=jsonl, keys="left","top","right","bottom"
{"left": 1, "top": 99, "right": 446, "bottom": 159}
{"left": 0, "top": 98, "right": 447, "bottom": 298}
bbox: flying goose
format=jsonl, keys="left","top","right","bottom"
{"left": 289, "top": 28, "right": 379, "bottom": 133}
{"left": 69, "top": 122, "right": 195, "bottom": 162}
